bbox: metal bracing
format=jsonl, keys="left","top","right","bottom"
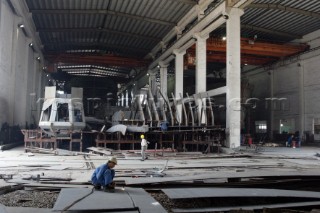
{"left": 248, "top": 3, "right": 320, "bottom": 19}
{"left": 30, "top": 9, "right": 176, "bottom": 26}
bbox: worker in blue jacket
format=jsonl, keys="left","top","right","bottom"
{"left": 91, "top": 157, "right": 117, "bottom": 192}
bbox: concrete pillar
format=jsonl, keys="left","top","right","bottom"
{"left": 131, "top": 89, "right": 135, "bottom": 106}
{"left": 125, "top": 89, "right": 129, "bottom": 108}
{"left": 299, "top": 61, "right": 305, "bottom": 139}
{"left": 8, "top": 17, "right": 20, "bottom": 125}
{"left": 173, "top": 50, "right": 186, "bottom": 123}
{"left": 121, "top": 93, "right": 124, "bottom": 107}
{"left": 194, "top": 33, "right": 208, "bottom": 125}
{"left": 270, "top": 69, "right": 274, "bottom": 140}
{"left": 226, "top": 8, "right": 243, "bottom": 148}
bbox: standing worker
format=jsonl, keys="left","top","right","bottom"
{"left": 140, "top": 134, "right": 149, "bottom": 161}
{"left": 91, "top": 157, "right": 117, "bottom": 192}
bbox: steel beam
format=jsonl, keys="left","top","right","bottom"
{"left": 174, "top": 0, "right": 197, "bottom": 5}
{"left": 30, "top": 9, "right": 175, "bottom": 26}
{"left": 187, "top": 38, "right": 309, "bottom": 58}
{"left": 39, "top": 28, "right": 161, "bottom": 42}
{"left": 44, "top": 42, "right": 150, "bottom": 54}
{"left": 46, "top": 54, "right": 148, "bottom": 68}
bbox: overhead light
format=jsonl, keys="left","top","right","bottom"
{"left": 133, "top": 83, "right": 136, "bottom": 86}
{"left": 157, "top": 65, "right": 160, "bottom": 68}
{"left": 18, "top": 24, "right": 24, "bottom": 28}
{"left": 36, "top": 57, "right": 41, "bottom": 60}
{"left": 46, "top": 74, "right": 49, "bottom": 77}
{"left": 244, "top": 63, "right": 248, "bottom": 66}
{"left": 222, "top": 36, "right": 226, "bottom": 41}
{"left": 147, "top": 73, "right": 149, "bottom": 76}
{"left": 42, "top": 66, "right": 47, "bottom": 70}
{"left": 29, "top": 42, "right": 33, "bottom": 47}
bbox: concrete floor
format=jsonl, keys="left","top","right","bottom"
{"left": 0, "top": 145, "right": 319, "bottom": 184}
{"left": 1, "top": 145, "right": 320, "bottom": 212}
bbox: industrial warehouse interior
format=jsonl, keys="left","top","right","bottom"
{"left": 1, "top": 0, "right": 320, "bottom": 212}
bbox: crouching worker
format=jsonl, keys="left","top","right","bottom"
{"left": 91, "top": 157, "right": 117, "bottom": 192}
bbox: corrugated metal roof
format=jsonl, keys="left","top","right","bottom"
{"left": 24, "top": 0, "right": 320, "bottom": 77}
{"left": 241, "top": 0, "right": 320, "bottom": 41}
{"left": 26, "top": 0, "right": 194, "bottom": 60}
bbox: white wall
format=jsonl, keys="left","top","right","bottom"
{"left": 245, "top": 29, "right": 320, "bottom": 139}
{"left": 0, "top": 0, "right": 45, "bottom": 128}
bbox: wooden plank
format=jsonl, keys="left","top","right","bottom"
{"left": 172, "top": 201, "right": 320, "bottom": 213}
{"left": 162, "top": 188, "right": 320, "bottom": 199}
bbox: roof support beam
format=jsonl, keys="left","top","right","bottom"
{"left": 241, "top": 24, "right": 302, "bottom": 39}
{"left": 38, "top": 28, "right": 161, "bottom": 42}
{"left": 30, "top": 9, "right": 175, "bottom": 26}
{"left": 46, "top": 54, "right": 148, "bottom": 68}
{"left": 148, "top": 1, "right": 226, "bottom": 69}
{"left": 227, "top": 0, "right": 254, "bottom": 9}
{"left": 186, "top": 52, "right": 275, "bottom": 65}
{"left": 146, "top": 0, "right": 216, "bottom": 59}
{"left": 188, "top": 38, "right": 308, "bottom": 57}
{"left": 44, "top": 42, "right": 150, "bottom": 54}
{"left": 248, "top": 3, "right": 320, "bottom": 19}
{"left": 174, "top": 0, "right": 197, "bottom": 5}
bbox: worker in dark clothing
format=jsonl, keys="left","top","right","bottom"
{"left": 287, "top": 134, "right": 294, "bottom": 147}
{"left": 91, "top": 157, "right": 117, "bottom": 192}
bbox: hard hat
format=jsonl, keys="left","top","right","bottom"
{"left": 108, "top": 156, "right": 117, "bottom": 165}
{"left": 140, "top": 134, "right": 144, "bottom": 139}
